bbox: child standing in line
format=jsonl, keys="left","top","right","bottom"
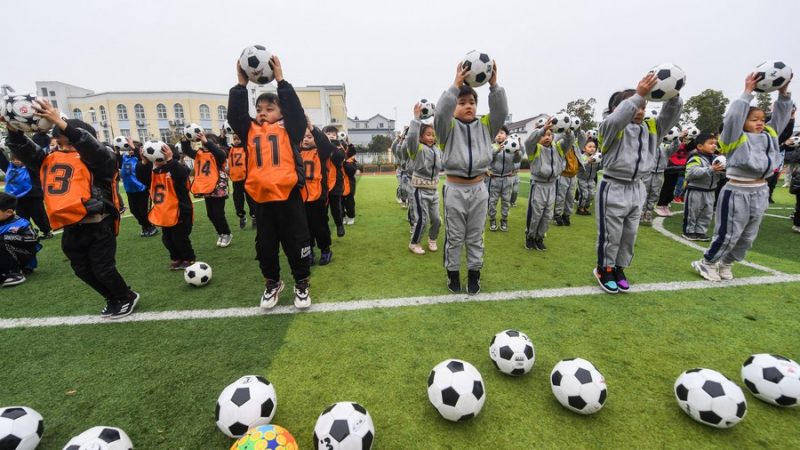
{"left": 120, "top": 139, "right": 158, "bottom": 237}
{"left": 681, "top": 133, "right": 724, "bottom": 241}
{"left": 510, "top": 158, "right": 521, "bottom": 208}
{"left": 487, "top": 125, "right": 521, "bottom": 232}
{"left": 693, "top": 73, "right": 792, "bottom": 281}
{"left": 226, "top": 133, "right": 257, "bottom": 230}
{"left": 0, "top": 144, "right": 52, "bottom": 238}
{"left": 0, "top": 192, "right": 40, "bottom": 287}
{"left": 575, "top": 138, "right": 601, "bottom": 215}
{"left": 342, "top": 144, "right": 358, "bottom": 225}
{"left": 181, "top": 132, "right": 232, "bottom": 247}
{"left": 323, "top": 126, "right": 347, "bottom": 238}
{"left": 407, "top": 102, "right": 443, "bottom": 255}
{"left": 300, "top": 122, "right": 335, "bottom": 266}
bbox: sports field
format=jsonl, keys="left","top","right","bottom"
{"left": 2, "top": 174, "right": 799, "bottom": 449}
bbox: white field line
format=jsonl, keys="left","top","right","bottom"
{"left": 651, "top": 215, "right": 786, "bottom": 276}
{"left": 50, "top": 198, "right": 205, "bottom": 236}
{"left": 2, "top": 273, "right": 800, "bottom": 330}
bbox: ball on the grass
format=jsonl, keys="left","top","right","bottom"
{"left": 216, "top": 375, "right": 277, "bottom": 438}
{"left": 550, "top": 358, "right": 607, "bottom": 415}
{"left": 418, "top": 99, "right": 435, "bottom": 120}
{"left": 674, "top": 368, "right": 747, "bottom": 428}
{"left": 112, "top": 136, "right": 130, "bottom": 152}
{"left": 223, "top": 120, "right": 234, "bottom": 135}
{"left": 1, "top": 94, "right": 53, "bottom": 133}
{"left": 62, "top": 426, "right": 133, "bottom": 450}
{"left": 183, "top": 123, "right": 203, "bottom": 141}
{"left": 712, "top": 155, "right": 727, "bottom": 169}
{"left": 313, "top": 401, "right": 375, "bottom": 450}
{"left": 184, "top": 262, "right": 212, "bottom": 287}
{"left": 142, "top": 140, "right": 167, "bottom": 163}
{"left": 646, "top": 63, "right": 686, "bottom": 102}
{"left": 663, "top": 126, "right": 681, "bottom": 143}
{"left": 741, "top": 354, "right": 800, "bottom": 407}
{"left": 239, "top": 45, "right": 274, "bottom": 85}
{"left": 754, "top": 60, "right": 792, "bottom": 93}
{"left": 460, "top": 51, "right": 493, "bottom": 88}
{"left": 427, "top": 359, "right": 485, "bottom": 422}
{"left": 230, "top": 424, "right": 297, "bottom": 450}
{"left": 551, "top": 112, "right": 571, "bottom": 133}
{"left": 0, "top": 406, "right": 43, "bottom": 450}
{"left": 489, "top": 329, "right": 535, "bottom": 376}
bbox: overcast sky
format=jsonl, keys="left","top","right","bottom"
{"left": 2, "top": 0, "right": 798, "bottom": 128}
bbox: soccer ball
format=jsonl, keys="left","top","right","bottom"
{"left": 337, "top": 131, "right": 348, "bottom": 142}
{"left": 754, "top": 60, "right": 792, "bottom": 93}
{"left": 418, "top": 99, "right": 435, "bottom": 120}
{"left": 551, "top": 112, "right": 572, "bottom": 133}
{"left": 508, "top": 133, "right": 520, "bottom": 141}
{"left": 142, "top": 140, "right": 167, "bottom": 163}
{"left": 231, "top": 424, "right": 298, "bottom": 450}
{"left": 112, "top": 136, "right": 131, "bottom": 152}
{"left": 489, "top": 329, "right": 535, "bottom": 376}
{"left": 712, "top": 155, "right": 727, "bottom": 169}
{"left": 586, "top": 129, "right": 598, "bottom": 140}
{"left": 646, "top": 63, "right": 686, "bottom": 102}
{"left": 313, "top": 402, "right": 375, "bottom": 450}
{"left": 184, "top": 262, "right": 212, "bottom": 287}
{"left": 569, "top": 116, "right": 582, "bottom": 131}
{"left": 1, "top": 94, "right": 53, "bottom": 133}
{"left": 502, "top": 138, "right": 521, "bottom": 153}
{"left": 460, "top": 51, "right": 493, "bottom": 88}
{"left": 62, "top": 426, "right": 133, "bottom": 450}
{"left": 223, "top": 120, "right": 234, "bottom": 135}
{"left": 550, "top": 358, "right": 608, "bottom": 415}
{"left": 663, "top": 126, "right": 681, "bottom": 143}
{"left": 684, "top": 126, "right": 700, "bottom": 139}
{"left": 0, "top": 406, "right": 43, "bottom": 450}
{"left": 239, "top": 45, "right": 274, "bottom": 85}
{"left": 427, "top": 359, "right": 486, "bottom": 421}
{"left": 215, "top": 375, "right": 277, "bottom": 438}
{"left": 644, "top": 108, "right": 659, "bottom": 120}
{"left": 590, "top": 153, "right": 602, "bottom": 163}
{"left": 787, "top": 136, "right": 800, "bottom": 148}
{"left": 674, "top": 368, "right": 747, "bottom": 428}
{"left": 183, "top": 123, "right": 203, "bottom": 141}
{"left": 741, "top": 354, "right": 800, "bottom": 407}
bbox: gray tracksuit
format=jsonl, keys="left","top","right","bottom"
{"left": 487, "top": 143, "right": 522, "bottom": 220}
{"left": 682, "top": 152, "right": 723, "bottom": 236}
{"left": 523, "top": 128, "right": 575, "bottom": 239}
{"left": 596, "top": 94, "right": 683, "bottom": 268}
{"left": 393, "top": 138, "right": 409, "bottom": 201}
{"left": 704, "top": 91, "right": 792, "bottom": 265}
{"left": 435, "top": 84, "right": 508, "bottom": 271}
{"left": 577, "top": 152, "right": 601, "bottom": 209}
{"left": 511, "top": 161, "right": 522, "bottom": 205}
{"left": 642, "top": 140, "right": 680, "bottom": 212}
{"left": 407, "top": 120, "right": 442, "bottom": 244}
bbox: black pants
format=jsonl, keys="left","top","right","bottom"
{"left": 162, "top": 215, "right": 196, "bottom": 262}
{"left": 343, "top": 191, "right": 356, "bottom": 219}
{"left": 767, "top": 172, "right": 779, "bottom": 201}
{"left": 329, "top": 194, "right": 343, "bottom": 226}
{"left": 61, "top": 216, "right": 132, "bottom": 302}
{"left": 0, "top": 241, "right": 36, "bottom": 273}
{"left": 305, "top": 198, "right": 332, "bottom": 251}
{"left": 126, "top": 191, "right": 152, "bottom": 230}
{"left": 794, "top": 193, "right": 800, "bottom": 227}
{"left": 658, "top": 169, "right": 684, "bottom": 207}
{"left": 232, "top": 180, "right": 256, "bottom": 218}
{"left": 16, "top": 196, "right": 51, "bottom": 233}
{"left": 255, "top": 189, "right": 311, "bottom": 282}
{"left": 205, "top": 197, "right": 231, "bottom": 235}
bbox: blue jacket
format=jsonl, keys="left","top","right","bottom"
{"left": 120, "top": 154, "right": 147, "bottom": 193}
{"left": 4, "top": 163, "right": 32, "bottom": 197}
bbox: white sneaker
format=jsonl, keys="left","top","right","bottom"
{"left": 718, "top": 263, "right": 734, "bottom": 280}
{"left": 692, "top": 259, "right": 721, "bottom": 282}
{"left": 260, "top": 280, "right": 284, "bottom": 310}
{"left": 215, "top": 235, "right": 222, "bottom": 247}
{"left": 793, "top": 225, "right": 800, "bottom": 233}
{"left": 408, "top": 243, "right": 425, "bottom": 255}
{"left": 293, "top": 281, "right": 311, "bottom": 309}
{"left": 348, "top": 216, "right": 356, "bottom": 225}
{"left": 219, "top": 234, "right": 232, "bottom": 248}
{"left": 428, "top": 239, "right": 438, "bottom": 252}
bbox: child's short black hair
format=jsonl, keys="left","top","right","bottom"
{"left": 499, "top": 125, "right": 509, "bottom": 135}
{"left": 458, "top": 85, "right": 478, "bottom": 102}
{"left": 31, "top": 132, "right": 51, "bottom": 149}
{"left": 692, "top": 132, "right": 717, "bottom": 149}
{"left": 204, "top": 134, "right": 220, "bottom": 146}
{"left": 256, "top": 92, "right": 280, "bottom": 107}
{"left": 52, "top": 119, "right": 97, "bottom": 139}
{"left": 322, "top": 125, "right": 339, "bottom": 135}
{"left": 0, "top": 192, "right": 18, "bottom": 211}
{"left": 608, "top": 89, "right": 636, "bottom": 113}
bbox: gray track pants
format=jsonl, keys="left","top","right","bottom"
{"left": 410, "top": 187, "right": 441, "bottom": 244}
{"left": 443, "top": 181, "right": 488, "bottom": 271}
{"left": 704, "top": 183, "right": 768, "bottom": 265}
{"left": 595, "top": 178, "right": 645, "bottom": 268}
{"left": 511, "top": 174, "right": 521, "bottom": 205}
{"left": 555, "top": 175, "right": 577, "bottom": 216}
{"left": 682, "top": 189, "right": 714, "bottom": 236}
{"left": 525, "top": 180, "right": 557, "bottom": 239}
{"left": 642, "top": 172, "right": 665, "bottom": 212}
{"left": 487, "top": 176, "right": 513, "bottom": 219}
{"left": 576, "top": 177, "right": 595, "bottom": 209}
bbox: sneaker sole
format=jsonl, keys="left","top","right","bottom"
{"left": 2, "top": 278, "right": 26, "bottom": 287}
{"left": 593, "top": 268, "right": 619, "bottom": 294}
{"left": 691, "top": 261, "right": 721, "bottom": 282}
{"left": 260, "top": 282, "right": 285, "bottom": 310}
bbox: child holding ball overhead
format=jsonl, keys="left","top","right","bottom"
{"left": 407, "top": 102, "right": 443, "bottom": 255}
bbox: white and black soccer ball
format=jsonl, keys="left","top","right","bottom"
{"left": 569, "top": 116, "right": 582, "bottom": 131}
{"left": 663, "top": 126, "right": 681, "bottom": 143}
{"left": 215, "top": 375, "right": 277, "bottom": 438}
{"left": 550, "top": 358, "right": 607, "bottom": 415}
{"left": 427, "top": 359, "right": 486, "bottom": 422}
{"left": 223, "top": 120, "right": 234, "bottom": 135}
{"left": 313, "top": 401, "right": 375, "bottom": 450}
{"left": 646, "top": 63, "right": 686, "bottom": 102}
{"left": 62, "top": 426, "right": 133, "bottom": 450}
{"left": 551, "top": 112, "right": 572, "bottom": 133}
{"left": 590, "top": 152, "right": 602, "bottom": 164}
{"left": 142, "top": 140, "right": 167, "bottom": 163}
{"left": 337, "top": 131, "right": 348, "bottom": 142}
{"left": 1, "top": 94, "right": 53, "bottom": 133}
{"left": 184, "top": 262, "right": 212, "bottom": 287}
{"left": 183, "top": 123, "right": 203, "bottom": 141}
{"left": 502, "top": 138, "right": 521, "bottom": 153}
{"left": 712, "top": 155, "right": 727, "bottom": 169}
{"left": 741, "top": 354, "right": 800, "bottom": 407}
{"left": 239, "top": 45, "right": 274, "bottom": 85}
{"left": 754, "top": 60, "right": 793, "bottom": 93}
{"left": 0, "top": 406, "right": 43, "bottom": 450}
{"left": 644, "top": 108, "right": 659, "bottom": 121}
{"left": 460, "top": 51, "right": 493, "bottom": 88}
{"left": 489, "top": 329, "right": 535, "bottom": 376}
{"left": 508, "top": 133, "right": 520, "bottom": 141}
{"left": 787, "top": 136, "right": 800, "bottom": 148}
{"left": 674, "top": 368, "right": 747, "bottom": 428}
{"left": 418, "top": 99, "right": 435, "bottom": 120}
{"left": 684, "top": 126, "right": 700, "bottom": 139}
{"left": 586, "top": 129, "right": 598, "bottom": 140}
{"left": 112, "top": 136, "right": 131, "bottom": 152}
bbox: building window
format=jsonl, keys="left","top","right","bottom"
{"left": 51, "top": 100, "right": 58, "bottom": 109}
{"left": 199, "top": 104, "right": 211, "bottom": 120}
{"left": 102, "top": 130, "right": 111, "bottom": 143}
{"left": 159, "top": 128, "right": 171, "bottom": 142}
{"left": 156, "top": 104, "right": 167, "bottom": 119}
{"left": 99, "top": 105, "right": 107, "bottom": 121}
{"left": 217, "top": 105, "right": 227, "bottom": 121}
{"left": 174, "top": 103, "right": 184, "bottom": 119}
{"left": 379, "top": 123, "right": 384, "bottom": 128}
{"left": 134, "top": 104, "right": 146, "bottom": 120}
{"left": 89, "top": 108, "right": 97, "bottom": 123}
{"left": 49, "top": 91, "right": 55, "bottom": 97}
{"left": 204, "top": 128, "right": 212, "bottom": 134}
{"left": 117, "top": 104, "right": 128, "bottom": 120}
{"left": 138, "top": 128, "right": 149, "bottom": 142}
{"left": 120, "top": 129, "right": 131, "bottom": 138}
{"left": 41, "top": 87, "right": 48, "bottom": 97}
{"left": 72, "top": 108, "right": 83, "bottom": 121}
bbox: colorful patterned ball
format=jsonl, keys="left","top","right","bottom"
{"left": 230, "top": 424, "right": 298, "bottom": 450}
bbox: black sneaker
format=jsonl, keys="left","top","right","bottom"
{"left": 447, "top": 270, "right": 461, "bottom": 293}
{"left": 2, "top": 271, "right": 26, "bottom": 287}
{"left": 100, "top": 300, "right": 117, "bottom": 318}
{"left": 562, "top": 215, "right": 571, "bottom": 226}
{"left": 681, "top": 232, "right": 697, "bottom": 241}
{"left": 489, "top": 219, "right": 498, "bottom": 232}
{"left": 319, "top": 249, "right": 333, "bottom": 266}
{"left": 697, "top": 234, "right": 711, "bottom": 242}
{"left": 467, "top": 270, "right": 481, "bottom": 295}
{"left": 109, "top": 291, "right": 139, "bottom": 319}
{"left": 614, "top": 266, "right": 630, "bottom": 292}
{"left": 337, "top": 224, "right": 345, "bottom": 237}
{"left": 525, "top": 235, "right": 535, "bottom": 250}
{"left": 141, "top": 227, "right": 159, "bottom": 237}
{"left": 554, "top": 215, "right": 564, "bottom": 226}
{"left": 594, "top": 266, "right": 618, "bottom": 294}
{"left": 535, "top": 238, "right": 547, "bottom": 251}
{"left": 307, "top": 250, "right": 316, "bottom": 266}
{"left": 500, "top": 219, "right": 508, "bottom": 232}
{"left": 239, "top": 216, "right": 247, "bottom": 230}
